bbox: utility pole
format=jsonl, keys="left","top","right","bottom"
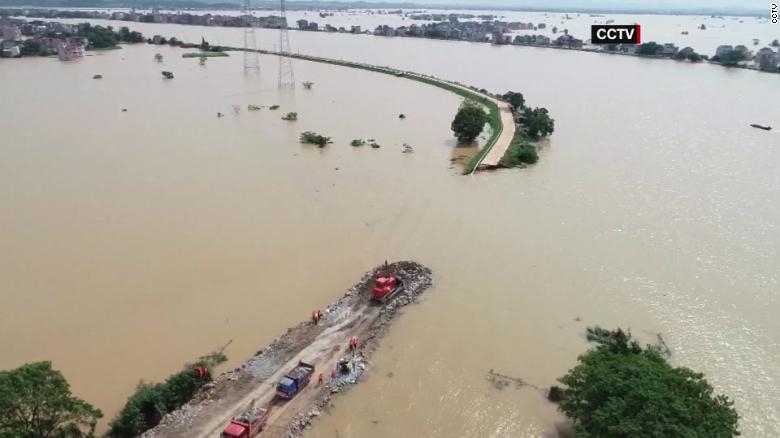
{"left": 278, "top": 0, "right": 295, "bottom": 88}
{"left": 243, "top": 0, "right": 259, "bottom": 74}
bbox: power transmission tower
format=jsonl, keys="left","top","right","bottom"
{"left": 277, "top": 0, "right": 295, "bottom": 88}
{"left": 243, "top": 0, "right": 259, "bottom": 74}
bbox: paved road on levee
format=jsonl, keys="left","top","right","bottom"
{"left": 477, "top": 99, "right": 516, "bottom": 169}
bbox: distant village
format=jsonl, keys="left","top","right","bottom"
{"left": 1, "top": 8, "right": 778, "bottom": 71}
{"left": 1, "top": 19, "right": 88, "bottom": 60}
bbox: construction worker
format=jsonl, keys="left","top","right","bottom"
{"left": 318, "top": 372, "right": 324, "bottom": 385}
{"left": 330, "top": 369, "right": 337, "bottom": 379}
{"left": 312, "top": 310, "right": 318, "bottom": 325}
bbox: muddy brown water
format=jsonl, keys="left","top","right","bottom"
{"left": 1, "top": 21, "right": 780, "bottom": 438}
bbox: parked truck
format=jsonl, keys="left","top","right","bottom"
{"left": 220, "top": 406, "right": 270, "bottom": 438}
{"left": 275, "top": 360, "right": 315, "bottom": 399}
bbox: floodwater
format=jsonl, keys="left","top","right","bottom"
{"left": 2, "top": 18, "right": 780, "bottom": 438}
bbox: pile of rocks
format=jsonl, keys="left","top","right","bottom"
{"left": 282, "top": 262, "right": 433, "bottom": 438}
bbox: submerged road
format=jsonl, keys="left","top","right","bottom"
{"left": 231, "top": 47, "right": 515, "bottom": 173}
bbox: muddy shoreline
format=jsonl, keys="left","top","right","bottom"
{"left": 142, "top": 261, "right": 433, "bottom": 438}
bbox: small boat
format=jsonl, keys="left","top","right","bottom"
{"left": 750, "top": 124, "right": 772, "bottom": 131}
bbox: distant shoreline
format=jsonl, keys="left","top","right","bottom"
{"left": 7, "top": 10, "right": 776, "bottom": 76}
{"left": 2, "top": 1, "right": 767, "bottom": 17}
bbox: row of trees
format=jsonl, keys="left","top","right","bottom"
{"left": 501, "top": 91, "right": 555, "bottom": 139}
{"left": 108, "top": 352, "right": 225, "bottom": 437}
{"left": 635, "top": 41, "right": 704, "bottom": 62}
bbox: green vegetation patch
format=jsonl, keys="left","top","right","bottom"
{"left": 300, "top": 131, "right": 332, "bottom": 147}
{"left": 500, "top": 131, "right": 538, "bottom": 167}
{"left": 556, "top": 327, "right": 740, "bottom": 438}
{"left": 0, "top": 361, "right": 103, "bottom": 437}
{"left": 108, "top": 351, "right": 226, "bottom": 438}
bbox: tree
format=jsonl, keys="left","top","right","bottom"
{"left": 771, "top": 39, "right": 779, "bottom": 47}
{"left": 20, "top": 39, "right": 46, "bottom": 56}
{"left": 675, "top": 47, "right": 703, "bottom": 62}
{"left": 522, "top": 107, "right": 554, "bottom": 139}
{"left": 501, "top": 91, "right": 525, "bottom": 112}
{"left": 0, "top": 362, "right": 103, "bottom": 438}
{"left": 199, "top": 37, "right": 210, "bottom": 51}
{"left": 451, "top": 100, "right": 487, "bottom": 142}
{"left": 118, "top": 27, "right": 144, "bottom": 43}
{"left": 720, "top": 50, "right": 748, "bottom": 66}
{"left": 79, "top": 25, "right": 120, "bottom": 49}
{"left": 636, "top": 41, "right": 663, "bottom": 56}
{"left": 557, "top": 328, "right": 740, "bottom": 438}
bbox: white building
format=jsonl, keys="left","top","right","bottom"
{"left": 1, "top": 25, "right": 21, "bottom": 41}
{"left": 754, "top": 47, "right": 778, "bottom": 69}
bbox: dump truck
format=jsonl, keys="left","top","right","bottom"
{"left": 372, "top": 274, "right": 403, "bottom": 302}
{"left": 220, "top": 407, "right": 270, "bottom": 438}
{"left": 275, "top": 360, "right": 315, "bottom": 400}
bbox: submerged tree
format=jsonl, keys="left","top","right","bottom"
{"left": 501, "top": 91, "right": 526, "bottom": 112}
{"left": 451, "top": 99, "right": 487, "bottom": 143}
{"left": 636, "top": 41, "right": 663, "bottom": 55}
{"left": 300, "top": 131, "right": 332, "bottom": 148}
{"left": 557, "top": 327, "right": 740, "bottom": 438}
{"left": 522, "top": 107, "right": 555, "bottom": 139}
{"left": 0, "top": 361, "right": 103, "bottom": 438}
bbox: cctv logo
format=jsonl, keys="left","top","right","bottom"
{"left": 591, "top": 25, "right": 642, "bottom": 44}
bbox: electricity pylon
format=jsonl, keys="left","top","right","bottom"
{"left": 243, "top": 0, "right": 259, "bottom": 73}
{"left": 278, "top": 0, "right": 295, "bottom": 88}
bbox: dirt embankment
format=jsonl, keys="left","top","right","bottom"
{"left": 141, "top": 261, "right": 433, "bottom": 438}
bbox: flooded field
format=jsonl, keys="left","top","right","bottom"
{"left": 1, "top": 19, "right": 780, "bottom": 438}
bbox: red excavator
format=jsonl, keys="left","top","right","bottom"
{"left": 372, "top": 273, "right": 403, "bottom": 303}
